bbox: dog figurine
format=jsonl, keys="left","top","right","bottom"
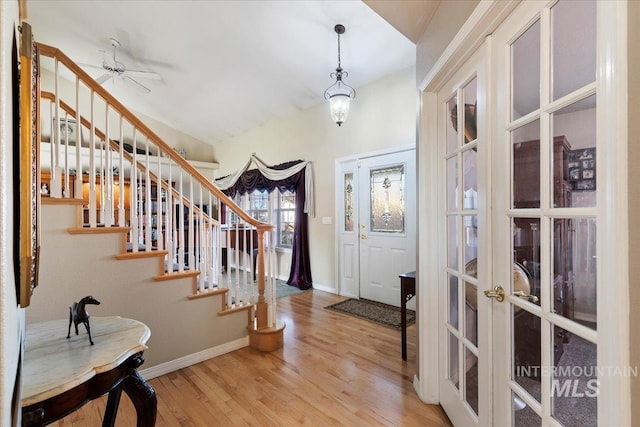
{"left": 67, "top": 296, "right": 101, "bottom": 345}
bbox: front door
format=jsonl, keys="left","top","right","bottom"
{"left": 358, "top": 151, "right": 416, "bottom": 307}
{"left": 336, "top": 149, "right": 416, "bottom": 307}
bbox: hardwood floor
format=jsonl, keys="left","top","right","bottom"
{"left": 47, "top": 290, "right": 451, "bottom": 426}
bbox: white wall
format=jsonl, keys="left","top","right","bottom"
{"left": 213, "top": 66, "right": 417, "bottom": 291}
{"left": 0, "top": 1, "right": 23, "bottom": 425}
{"left": 39, "top": 68, "right": 215, "bottom": 162}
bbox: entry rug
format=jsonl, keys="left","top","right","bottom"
{"left": 325, "top": 298, "right": 415, "bottom": 330}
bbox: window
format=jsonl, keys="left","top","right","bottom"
{"left": 248, "top": 190, "right": 269, "bottom": 222}
{"left": 225, "top": 189, "right": 295, "bottom": 249}
{"left": 276, "top": 190, "right": 295, "bottom": 248}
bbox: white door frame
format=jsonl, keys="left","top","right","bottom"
{"left": 416, "top": 1, "right": 630, "bottom": 425}
{"left": 334, "top": 144, "right": 415, "bottom": 300}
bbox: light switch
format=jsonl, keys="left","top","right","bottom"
{"left": 322, "top": 216, "right": 332, "bottom": 225}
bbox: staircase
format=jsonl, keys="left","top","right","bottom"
{"left": 28, "top": 43, "right": 284, "bottom": 368}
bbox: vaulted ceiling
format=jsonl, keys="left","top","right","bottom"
{"left": 26, "top": 1, "right": 432, "bottom": 145}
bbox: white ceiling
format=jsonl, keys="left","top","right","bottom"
{"left": 26, "top": 0, "right": 416, "bottom": 145}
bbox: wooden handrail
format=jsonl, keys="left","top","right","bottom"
{"left": 41, "top": 91, "right": 219, "bottom": 225}
{"left": 37, "top": 43, "right": 273, "bottom": 233}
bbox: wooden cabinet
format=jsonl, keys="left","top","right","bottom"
{"left": 513, "top": 136, "right": 574, "bottom": 369}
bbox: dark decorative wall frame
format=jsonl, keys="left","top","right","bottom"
{"left": 568, "top": 147, "right": 596, "bottom": 191}
{"left": 15, "top": 22, "right": 40, "bottom": 307}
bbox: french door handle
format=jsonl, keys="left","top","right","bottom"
{"left": 360, "top": 233, "right": 367, "bottom": 239}
{"left": 484, "top": 286, "right": 505, "bottom": 302}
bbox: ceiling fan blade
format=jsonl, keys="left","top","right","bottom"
{"left": 95, "top": 73, "right": 111, "bottom": 84}
{"left": 122, "top": 75, "right": 151, "bottom": 94}
{"left": 124, "top": 70, "right": 162, "bottom": 80}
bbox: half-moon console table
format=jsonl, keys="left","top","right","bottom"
{"left": 21, "top": 316, "right": 157, "bottom": 426}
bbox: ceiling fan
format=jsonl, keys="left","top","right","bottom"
{"left": 80, "top": 38, "right": 161, "bottom": 94}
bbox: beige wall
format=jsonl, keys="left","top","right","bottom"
{"left": 416, "top": 0, "right": 479, "bottom": 85}
{"left": 628, "top": 0, "right": 640, "bottom": 423}
{"left": 27, "top": 204, "right": 248, "bottom": 369}
{"left": 0, "top": 1, "right": 23, "bottom": 425}
{"left": 213, "top": 66, "right": 417, "bottom": 290}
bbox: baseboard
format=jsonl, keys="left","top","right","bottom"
{"left": 413, "top": 373, "right": 439, "bottom": 404}
{"left": 311, "top": 282, "right": 337, "bottom": 294}
{"left": 140, "top": 336, "right": 249, "bottom": 380}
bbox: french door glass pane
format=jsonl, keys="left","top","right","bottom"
{"left": 447, "top": 156, "right": 457, "bottom": 211}
{"left": 465, "top": 349, "right": 479, "bottom": 415}
{"left": 512, "top": 20, "right": 540, "bottom": 120}
{"left": 551, "top": 0, "right": 596, "bottom": 101}
{"left": 512, "top": 120, "right": 541, "bottom": 209}
{"left": 463, "top": 149, "right": 477, "bottom": 206}
{"left": 551, "top": 325, "right": 597, "bottom": 426}
{"left": 449, "top": 274, "right": 459, "bottom": 328}
{"left": 447, "top": 96, "right": 459, "bottom": 154}
{"left": 513, "top": 307, "right": 541, "bottom": 403}
{"left": 465, "top": 281, "right": 477, "bottom": 347}
{"left": 449, "top": 331, "right": 459, "bottom": 390}
{"left": 463, "top": 215, "right": 477, "bottom": 266}
{"left": 463, "top": 77, "right": 478, "bottom": 144}
{"left": 552, "top": 95, "right": 597, "bottom": 207}
{"left": 448, "top": 216, "right": 458, "bottom": 269}
{"left": 553, "top": 217, "right": 597, "bottom": 329}
{"left": 513, "top": 217, "right": 541, "bottom": 305}
{"left": 513, "top": 391, "right": 541, "bottom": 427}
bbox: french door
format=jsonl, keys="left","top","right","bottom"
{"left": 491, "top": 1, "right": 599, "bottom": 425}
{"left": 436, "top": 1, "right": 621, "bottom": 425}
{"left": 438, "top": 45, "right": 489, "bottom": 426}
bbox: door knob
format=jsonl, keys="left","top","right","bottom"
{"left": 514, "top": 290, "right": 539, "bottom": 304}
{"left": 484, "top": 286, "right": 505, "bottom": 302}
{"left": 360, "top": 233, "right": 367, "bottom": 239}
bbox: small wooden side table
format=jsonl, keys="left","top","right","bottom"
{"left": 399, "top": 271, "right": 416, "bottom": 361}
{"left": 21, "top": 316, "right": 156, "bottom": 426}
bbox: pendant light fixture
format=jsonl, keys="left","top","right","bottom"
{"left": 324, "top": 24, "right": 356, "bottom": 126}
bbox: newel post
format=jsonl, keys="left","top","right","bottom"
{"left": 248, "top": 224, "right": 285, "bottom": 351}
{"left": 255, "top": 229, "right": 268, "bottom": 329}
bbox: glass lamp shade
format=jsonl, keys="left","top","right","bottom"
{"left": 328, "top": 93, "right": 352, "bottom": 126}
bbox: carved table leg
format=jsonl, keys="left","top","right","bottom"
{"left": 102, "top": 387, "right": 123, "bottom": 427}
{"left": 121, "top": 368, "right": 157, "bottom": 427}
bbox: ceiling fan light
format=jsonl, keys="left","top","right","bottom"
{"left": 328, "top": 93, "right": 351, "bottom": 126}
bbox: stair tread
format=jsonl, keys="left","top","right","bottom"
{"left": 188, "top": 287, "right": 227, "bottom": 300}
{"left": 154, "top": 270, "right": 200, "bottom": 281}
{"left": 68, "top": 226, "right": 130, "bottom": 234}
{"left": 218, "top": 303, "right": 255, "bottom": 316}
